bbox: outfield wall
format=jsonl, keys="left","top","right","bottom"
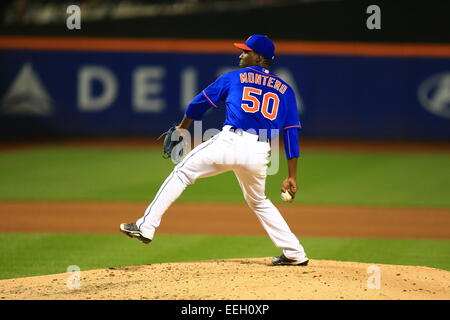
{"left": 0, "top": 37, "right": 449, "bottom": 140}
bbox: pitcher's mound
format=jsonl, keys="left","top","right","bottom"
{"left": 1, "top": 258, "right": 449, "bottom": 300}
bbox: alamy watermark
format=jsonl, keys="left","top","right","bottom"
{"left": 366, "top": 265, "right": 381, "bottom": 289}
{"left": 168, "top": 122, "right": 280, "bottom": 175}
{"left": 366, "top": 5, "right": 381, "bottom": 30}
{"left": 66, "top": 265, "right": 81, "bottom": 290}
{"left": 66, "top": 5, "right": 81, "bottom": 30}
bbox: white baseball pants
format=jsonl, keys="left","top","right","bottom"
{"left": 136, "top": 125, "right": 307, "bottom": 260}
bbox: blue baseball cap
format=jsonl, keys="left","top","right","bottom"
{"left": 234, "top": 34, "right": 275, "bottom": 60}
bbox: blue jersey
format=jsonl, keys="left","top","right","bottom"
{"left": 185, "top": 65, "right": 301, "bottom": 158}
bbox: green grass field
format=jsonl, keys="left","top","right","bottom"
{"left": 1, "top": 233, "right": 449, "bottom": 280}
{"left": 0, "top": 146, "right": 449, "bottom": 279}
{"left": 1, "top": 147, "right": 449, "bottom": 206}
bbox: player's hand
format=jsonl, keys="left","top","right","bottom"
{"left": 281, "top": 177, "right": 297, "bottom": 200}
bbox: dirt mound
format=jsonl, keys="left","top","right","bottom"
{"left": 1, "top": 258, "right": 449, "bottom": 300}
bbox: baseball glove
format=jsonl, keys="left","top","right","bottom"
{"left": 158, "top": 125, "right": 185, "bottom": 160}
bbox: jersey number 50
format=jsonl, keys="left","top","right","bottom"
{"left": 241, "top": 87, "right": 280, "bottom": 120}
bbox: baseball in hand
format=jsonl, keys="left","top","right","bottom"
{"left": 281, "top": 190, "right": 293, "bottom": 202}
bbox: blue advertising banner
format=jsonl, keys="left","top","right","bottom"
{"left": 1, "top": 44, "right": 449, "bottom": 140}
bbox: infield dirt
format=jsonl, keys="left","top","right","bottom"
{"left": 1, "top": 258, "right": 449, "bottom": 300}
{"left": 1, "top": 202, "right": 450, "bottom": 300}
{"left": 1, "top": 202, "right": 449, "bottom": 239}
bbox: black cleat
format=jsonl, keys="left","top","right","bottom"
{"left": 120, "top": 223, "right": 152, "bottom": 244}
{"left": 272, "top": 254, "right": 309, "bottom": 266}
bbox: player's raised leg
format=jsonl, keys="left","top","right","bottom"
{"left": 122, "top": 135, "right": 227, "bottom": 242}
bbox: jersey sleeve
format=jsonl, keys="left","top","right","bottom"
{"left": 185, "top": 73, "right": 230, "bottom": 120}
{"left": 282, "top": 88, "right": 302, "bottom": 158}
{"left": 282, "top": 88, "right": 302, "bottom": 131}
{"left": 283, "top": 128, "right": 300, "bottom": 159}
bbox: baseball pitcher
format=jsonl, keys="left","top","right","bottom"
{"left": 121, "top": 34, "right": 309, "bottom": 266}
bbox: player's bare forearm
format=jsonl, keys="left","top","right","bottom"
{"left": 287, "top": 157, "right": 298, "bottom": 179}
{"left": 288, "top": 158, "right": 298, "bottom": 180}
{"left": 282, "top": 157, "right": 298, "bottom": 196}
{"left": 176, "top": 115, "right": 193, "bottom": 130}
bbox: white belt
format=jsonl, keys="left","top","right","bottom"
{"left": 222, "top": 125, "right": 270, "bottom": 143}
